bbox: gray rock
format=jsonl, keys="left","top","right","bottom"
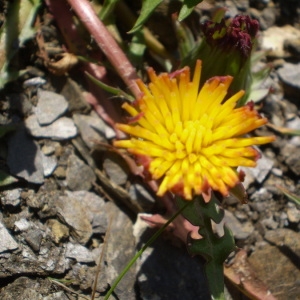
{"left": 43, "top": 291, "right": 69, "bottom": 300}
{"left": 250, "top": 187, "right": 273, "bottom": 202}
{"left": 59, "top": 77, "right": 91, "bottom": 113}
{"left": 286, "top": 116, "right": 300, "bottom": 130}
{"left": 0, "top": 222, "right": 19, "bottom": 253}
{"left": 216, "top": 210, "right": 254, "bottom": 240}
{"left": 7, "top": 126, "right": 44, "bottom": 184}
{"left": 261, "top": 7, "right": 277, "bottom": 29}
{"left": 264, "top": 228, "right": 300, "bottom": 256}
{"left": 36, "top": 89, "right": 69, "bottom": 125}
{"left": 14, "top": 218, "right": 31, "bottom": 232}
{"left": 239, "top": 152, "right": 274, "bottom": 189}
{"left": 55, "top": 195, "right": 93, "bottom": 244}
{"left": 1, "top": 188, "right": 21, "bottom": 206}
{"left": 0, "top": 277, "right": 69, "bottom": 300}
{"left": 65, "top": 242, "right": 94, "bottom": 263}
{"left": 278, "top": 62, "right": 300, "bottom": 97}
{"left": 25, "top": 115, "right": 77, "bottom": 140}
{"left": 42, "top": 153, "right": 57, "bottom": 177}
{"left": 281, "top": 143, "right": 300, "bottom": 175}
{"left": 91, "top": 245, "right": 108, "bottom": 292}
{"left": 37, "top": 245, "right": 69, "bottom": 273}
{"left": 66, "top": 154, "right": 96, "bottom": 191}
{"left": 103, "top": 157, "right": 128, "bottom": 186}
{"left": 25, "top": 229, "right": 43, "bottom": 252}
{"left": 65, "top": 262, "right": 100, "bottom": 292}
{"left": 73, "top": 112, "right": 106, "bottom": 148}
{"left": 249, "top": 229, "right": 300, "bottom": 299}
{"left": 260, "top": 216, "right": 278, "bottom": 230}
{"left": 104, "top": 202, "right": 137, "bottom": 299}
{"left": 286, "top": 203, "right": 300, "bottom": 223}
{"left": 66, "top": 191, "right": 107, "bottom": 234}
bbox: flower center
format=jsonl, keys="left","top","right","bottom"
{"left": 169, "top": 118, "right": 213, "bottom": 161}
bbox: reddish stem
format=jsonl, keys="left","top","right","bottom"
{"left": 66, "top": 0, "right": 141, "bottom": 98}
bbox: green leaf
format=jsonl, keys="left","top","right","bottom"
{"left": 127, "top": 29, "right": 146, "bottom": 68}
{"left": 178, "top": 0, "right": 203, "bottom": 21}
{"left": 19, "top": 0, "right": 41, "bottom": 47}
{"left": 85, "top": 72, "right": 135, "bottom": 101}
{"left": 176, "top": 193, "right": 235, "bottom": 299}
{"left": 0, "top": 0, "right": 40, "bottom": 89}
{"left": 174, "top": 19, "right": 196, "bottom": 61}
{"left": 0, "top": 170, "right": 18, "bottom": 186}
{"left": 99, "top": 0, "right": 121, "bottom": 21}
{"left": 247, "top": 88, "right": 270, "bottom": 103}
{"left": 129, "top": 0, "right": 163, "bottom": 33}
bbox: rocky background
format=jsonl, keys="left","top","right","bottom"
{"left": 0, "top": 0, "right": 299, "bottom": 299}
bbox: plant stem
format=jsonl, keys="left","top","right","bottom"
{"left": 104, "top": 200, "right": 192, "bottom": 300}
{"left": 66, "top": 0, "right": 141, "bottom": 98}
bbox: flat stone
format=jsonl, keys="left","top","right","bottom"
{"left": 104, "top": 202, "right": 136, "bottom": 299}
{"left": 66, "top": 191, "right": 107, "bottom": 234}
{"left": 0, "top": 277, "right": 70, "bottom": 300}
{"left": 260, "top": 217, "right": 278, "bottom": 230}
{"left": 261, "top": 25, "right": 300, "bottom": 57}
{"left": 281, "top": 143, "right": 300, "bottom": 175}
{"left": 215, "top": 210, "right": 254, "bottom": 240}
{"left": 0, "top": 188, "right": 21, "bottom": 206}
{"left": 249, "top": 232, "right": 300, "bottom": 299}
{"left": 65, "top": 263, "right": 100, "bottom": 292}
{"left": 278, "top": 62, "right": 300, "bottom": 97}
{"left": 239, "top": 152, "right": 274, "bottom": 189}
{"left": 65, "top": 242, "right": 94, "bottom": 263}
{"left": 42, "top": 153, "right": 57, "bottom": 177}
{"left": 102, "top": 156, "right": 128, "bottom": 186}
{"left": 66, "top": 154, "right": 96, "bottom": 191}
{"left": 25, "top": 115, "right": 77, "bottom": 140}
{"left": 0, "top": 222, "right": 19, "bottom": 253}
{"left": 264, "top": 228, "right": 300, "bottom": 256}
{"left": 286, "top": 203, "right": 300, "bottom": 223}
{"left": 14, "top": 218, "right": 31, "bottom": 232}
{"left": 72, "top": 112, "right": 106, "bottom": 148}
{"left": 55, "top": 195, "right": 93, "bottom": 244}
{"left": 25, "top": 229, "right": 43, "bottom": 252}
{"left": 250, "top": 187, "right": 273, "bottom": 202}
{"left": 7, "top": 126, "right": 44, "bottom": 184}
{"left": 36, "top": 89, "right": 69, "bottom": 125}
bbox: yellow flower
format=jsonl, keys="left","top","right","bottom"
{"left": 114, "top": 60, "right": 275, "bottom": 200}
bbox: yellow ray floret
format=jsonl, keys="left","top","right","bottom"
{"left": 114, "top": 60, "right": 275, "bottom": 200}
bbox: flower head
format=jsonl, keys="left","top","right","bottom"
{"left": 184, "top": 15, "right": 262, "bottom": 106}
{"left": 114, "top": 60, "right": 275, "bottom": 200}
{"left": 201, "top": 15, "right": 259, "bottom": 60}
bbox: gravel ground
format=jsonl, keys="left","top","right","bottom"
{"left": 0, "top": 1, "right": 299, "bottom": 299}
